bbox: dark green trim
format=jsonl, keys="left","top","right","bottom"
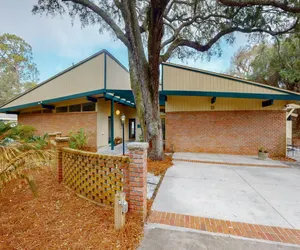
{"left": 110, "top": 99, "right": 114, "bottom": 150}
{"left": 104, "top": 52, "right": 107, "bottom": 89}
{"left": 162, "top": 63, "right": 300, "bottom": 97}
{"left": 104, "top": 93, "right": 135, "bottom": 108}
{"left": 86, "top": 96, "right": 98, "bottom": 103}
{"left": 0, "top": 89, "right": 106, "bottom": 112}
{"left": 160, "top": 90, "right": 300, "bottom": 101}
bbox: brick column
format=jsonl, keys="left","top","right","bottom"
{"left": 127, "top": 142, "right": 148, "bottom": 221}
{"left": 55, "top": 137, "right": 69, "bottom": 183}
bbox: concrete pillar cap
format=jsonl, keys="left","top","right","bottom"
{"left": 49, "top": 132, "right": 62, "bottom": 136}
{"left": 55, "top": 137, "right": 69, "bottom": 142}
{"left": 127, "top": 142, "right": 149, "bottom": 150}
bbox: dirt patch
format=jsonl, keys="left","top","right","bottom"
{"left": 147, "top": 154, "right": 173, "bottom": 176}
{"left": 0, "top": 167, "right": 143, "bottom": 250}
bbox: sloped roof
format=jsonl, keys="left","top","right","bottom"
{"left": 161, "top": 62, "right": 300, "bottom": 100}
{"left": 0, "top": 49, "right": 131, "bottom": 112}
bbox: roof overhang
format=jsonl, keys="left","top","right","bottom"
{"left": 160, "top": 90, "right": 300, "bottom": 101}
{"left": 0, "top": 89, "right": 138, "bottom": 113}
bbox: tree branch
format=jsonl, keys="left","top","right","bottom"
{"left": 160, "top": 18, "right": 299, "bottom": 62}
{"left": 62, "top": 0, "right": 130, "bottom": 47}
{"left": 218, "top": 0, "right": 300, "bottom": 13}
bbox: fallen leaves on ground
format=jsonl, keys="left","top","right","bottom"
{"left": 0, "top": 167, "right": 144, "bottom": 250}
{"left": 147, "top": 154, "right": 173, "bottom": 176}
{"left": 270, "top": 156, "right": 296, "bottom": 162}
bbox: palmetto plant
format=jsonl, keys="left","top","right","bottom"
{"left": 0, "top": 122, "right": 53, "bottom": 194}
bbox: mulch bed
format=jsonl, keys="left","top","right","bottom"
{"left": 270, "top": 156, "right": 297, "bottom": 162}
{"left": 147, "top": 154, "right": 173, "bottom": 176}
{"left": 0, "top": 168, "right": 144, "bottom": 250}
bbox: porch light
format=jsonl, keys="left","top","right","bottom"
{"left": 121, "top": 114, "right": 126, "bottom": 124}
{"left": 116, "top": 110, "right": 120, "bottom": 116}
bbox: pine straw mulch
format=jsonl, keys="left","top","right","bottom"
{"left": 270, "top": 156, "right": 297, "bottom": 162}
{"left": 0, "top": 168, "right": 144, "bottom": 250}
{"left": 147, "top": 154, "right": 173, "bottom": 176}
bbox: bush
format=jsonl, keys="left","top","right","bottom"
{"left": 69, "top": 128, "right": 89, "bottom": 150}
{"left": 7, "top": 124, "right": 36, "bottom": 141}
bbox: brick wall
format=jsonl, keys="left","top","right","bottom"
{"left": 18, "top": 112, "right": 97, "bottom": 147}
{"left": 166, "top": 110, "right": 286, "bottom": 156}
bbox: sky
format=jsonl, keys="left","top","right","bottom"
{"left": 0, "top": 0, "right": 248, "bottom": 83}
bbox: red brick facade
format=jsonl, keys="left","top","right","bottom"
{"left": 18, "top": 112, "right": 97, "bottom": 147}
{"left": 166, "top": 110, "right": 286, "bottom": 156}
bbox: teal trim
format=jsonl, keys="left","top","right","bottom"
{"left": 160, "top": 90, "right": 300, "bottom": 101}
{"left": 104, "top": 52, "right": 107, "bottom": 89}
{"left": 111, "top": 99, "right": 114, "bottom": 150}
{"left": 162, "top": 63, "right": 300, "bottom": 97}
{"left": 104, "top": 93, "right": 135, "bottom": 108}
{"left": 0, "top": 89, "right": 106, "bottom": 112}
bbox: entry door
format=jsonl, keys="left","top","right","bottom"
{"left": 129, "top": 119, "right": 136, "bottom": 140}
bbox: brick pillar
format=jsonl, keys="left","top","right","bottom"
{"left": 126, "top": 142, "right": 148, "bottom": 221}
{"left": 55, "top": 137, "right": 69, "bottom": 183}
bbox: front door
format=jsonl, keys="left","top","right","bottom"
{"left": 129, "top": 118, "right": 136, "bottom": 140}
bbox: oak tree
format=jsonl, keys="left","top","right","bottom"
{"left": 33, "top": 0, "right": 300, "bottom": 160}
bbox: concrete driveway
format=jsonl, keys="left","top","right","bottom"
{"left": 152, "top": 160, "right": 300, "bottom": 229}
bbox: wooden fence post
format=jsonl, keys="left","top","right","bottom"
{"left": 114, "top": 191, "right": 126, "bottom": 230}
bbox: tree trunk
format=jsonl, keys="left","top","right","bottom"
{"left": 128, "top": 52, "right": 164, "bottom": 161}
{"left": 121, "top": 0, "right": 167, "bottom": 160}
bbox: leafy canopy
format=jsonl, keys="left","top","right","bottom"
{"left": 229, "top": 35, "right": 300, "bottom": 92}
{"left": 0, "top": 33, "right": 39, "bottom": 105}
{"left": 33, "top": 0, "right": 300, "bottom": 62}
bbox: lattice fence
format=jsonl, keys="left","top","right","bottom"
{"left": 61, "top": 147, "right": 130, "bottom": 206}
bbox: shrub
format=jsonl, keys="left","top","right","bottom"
{"left": 6, "top": 124, "right": 36, "bottom": 141}
{"left": 26, "top": 133, "right": 49, "bottom": 149}
{"left": 69, "top": 128, "right": 89, "bottom": 150}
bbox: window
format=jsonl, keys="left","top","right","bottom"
{"left": 69, "top": 104, "right": 81, "bottom": 112}
{"left": 56, "top": 106, "right": 68, "bottom": 113}
{"left": 82, "top": 102, "right": 95, "bottom": 111}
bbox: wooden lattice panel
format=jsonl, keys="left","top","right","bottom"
{"left": 61, "top": 148, "right": 130, "bottom": 206}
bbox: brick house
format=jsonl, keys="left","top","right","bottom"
{"left": 1, "top": 50, "right": 300, "bottom": 156}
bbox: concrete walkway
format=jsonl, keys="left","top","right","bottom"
{"left": 152, "top": 161, "right": 300, "bottom": 229}
{"left": 97, "top": 143, "right": 129, "bottom": 155}
{"left": 139, "top": 225, "right": 300, "bottom": 250}
{"left": 173, "top": 152, "right": 288, "bottom": 167}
